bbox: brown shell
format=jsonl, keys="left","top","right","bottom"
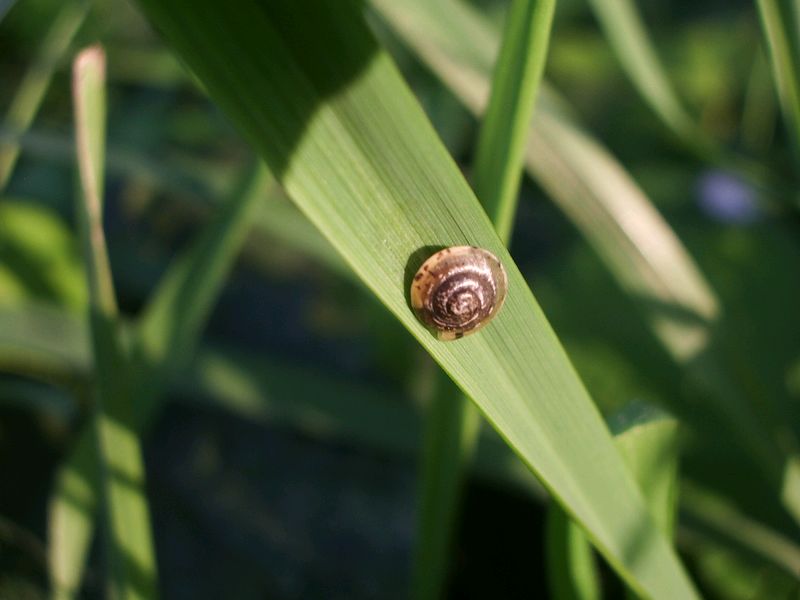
{"left": 410, "top": 246, "right": 507, "bottom": 340}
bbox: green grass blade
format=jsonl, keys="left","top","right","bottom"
{"left": 755, "top": 0, "right": 800, "bottom": 157}
{"left": 373, "top": 0, "right": 796, "bottom": 522}
{"left": 545, "top": 507, "right": 601, "bottom": 600}
{"left": 0, "top": 0, "right": 89, "bottom": 191}
{"left": 681, "top": 482, "right": 800, "bottom": 579}
{"left": 49, "top": 426, "right": 98, "bottom": 600}
{"left": 131, "top": 161, "right": 271, "bottom": 419}
{"left": 609, "top": 404, "right": 680, "bottom": 538}
{"left": 584, "top": 0, "right": 697, "bottom": 145}
{"left": 71, "top": 45, "right": 158, "bottom": 599}
{"left": 369, "top": 0, "right": 719, "bottom": 362}
{"left": 49, "top": 160, "right": 272, "bottom": 594}
{"left": 412, "top": 0, "right": 555, "bottom": 596}
{"left": 473, "top": 0, "right": 555, "bottom": 243}
{"left": 131, "top": 1, "right": 698, "bottom": 596}
{"left": 0, "top": 302, "right": 88, "bottom": 381}
{"left": 547, "top": 403, "right": 680, "bottom": 598}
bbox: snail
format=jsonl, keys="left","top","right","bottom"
{"left": 410, "top": 246, "right": 507, "bottom": 340}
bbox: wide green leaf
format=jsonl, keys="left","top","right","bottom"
{"left": 583, "top": 0, "right": 696, "bottom": 145}
{"left": 756, "top": 0, "right": 800, "bottom": 158}
{"left": 131, "top": 0, "right": 697, "bottom": 596}
{"left": 546, "top": 403, "right": 679, "bottom": 598}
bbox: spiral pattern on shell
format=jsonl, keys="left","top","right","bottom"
{"left": 410, "top": 246, "right": 507, "bottom": 340}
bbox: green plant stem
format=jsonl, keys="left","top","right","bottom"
{"left": 0, "top": 0, "right": 89, "bottom": 191}
{"left": 72, "top": 45, "right": 159, "bottom": 599}
{"left": 755, "top": 0, "right": 800, "bottom": 161}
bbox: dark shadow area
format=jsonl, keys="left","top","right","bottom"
{"left": 137, "top": 0, "right": 380, "bottom": 182}
{"left": 403, "top": 244, "right": 444, "bottom": 309}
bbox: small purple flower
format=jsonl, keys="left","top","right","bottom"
{"left": 696, "top": 170, "right": 761, "bottom": 225}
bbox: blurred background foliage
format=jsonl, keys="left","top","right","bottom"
{"left": 1, "top": 0, "right": 799, "bottom": 597}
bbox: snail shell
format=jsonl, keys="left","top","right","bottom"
{"left": 410, "top": 246, "right": 507, "bottom": 340}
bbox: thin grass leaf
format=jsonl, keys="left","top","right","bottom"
{"left": 70, "top": 45, "right": 158, "bottom": 600}
{"left": 0, "top": 302, "right": 88, "bottom": 380}
{"left": 49, "top": 160, "right": 271, "bottom": 594}
{"left": 756, "top": 0, "right": 800, "bottom": 158}
{"left": 132, "top": 1, "right": 698, "bottom": 596}
{"left": 473, "top": 0, "right": 555, "bottom": 242}
{"left": 0, "top": 0, "right": 89, "bottom": 191}
{"left": 130, "top": 161, "right": 271, "bottom": 418}
{"left": 372, "top": 0, "right": 800, "bottom": 524}
{"left": 681, "top": 482, "right": 800, "bottom": 579}
{"left": 584, "top": 0, "right": 697, "bottom": 147}
{"left": 546, "top": 403, "right": 679, "bottom": 598}
{"left": 412, "top": 368, "right": 481, "bottom": 600}
{"left": 412, "top": 0, "right": 555, "bottom": 596}
{"left": 545, "top": 507, "right": 601, "bottom": 600}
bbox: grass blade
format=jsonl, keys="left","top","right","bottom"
{"left": 131, "top": 0, "right": 698, "bottom": 596}
{"left": 412, "top": 0, "right": 555, "bottom": 596}
{"left": 0, "top": 0, "right": 89, "bottom": 191}
{"left": 49, "top": 160, "right": 271, "bottom": 593}
{"left": 70, "top": 45, "right": 158, "bottom": 599}
{"left": 755, "top": 0, "right": 800, "bottom": 157}
{"left": 412, "top": 370, "right": 481, "bottom": 600}
{"left": 584, "top": 0, "right": 696, "bottom": 146}
{"left": 547, "top": 403, "right": 680, "bottom": 598}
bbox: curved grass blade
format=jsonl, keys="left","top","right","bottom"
{"left": 547, "top": 403, "right": 679, "bottom": 598}
{"left": 584, "top": 0, "right": 697, "bottom": 147}
{"left": 473, "top": 0, "right": 555, "bottom": 243}
{"left": 131, "top": 0, "right": 698, "bottom": 596}
{"left": 49, "top": 160, "right": 270, "bottom": 595}
{"left": 545, "top": 507, "right": 601, "bottom": 600}
{"left": 70, "top": 45, "right": 158, "bottom": 600}
{"left": 756, "top": 0, "right": 800, "bottom": 158}
{"left": 0, "top": 0, "right": 89, "bottom": 191}
{"left": 412, "top": 0, "right": 555, "bottom": 596}
{"left": 130, "top": 161, "right": 271, "bottom": 420}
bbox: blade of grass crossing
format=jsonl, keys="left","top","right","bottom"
{"left": 130, "top": 161, "right": 272, "bottom": 421}
{"left": 755, "top": 0, "right": 800, "bottom": 160}
{"left": 546, "top": 403, "right": 680, "bottom": 598}
{"left": 412, "top": 0, "right": 555, "bottom": 597}
{"left": 49, "top": 162, "right": 271, "bottom": 594}
{"left": 545, "top": 508, "right": 601, "bottom": 600}
{"left": 472, "top": 0, "right": 555, "bottom": 243}
{"left": 72, "top": 46, "right": 158, "bottom": 599}
{"left": 0, "top": 0, "right": 89, "bottom": 191}
{"left": 584, "top": 0, "right": 697, "bottom": 147}
{"left": 131, "top": 0, "right": 698, "bottom": 596}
